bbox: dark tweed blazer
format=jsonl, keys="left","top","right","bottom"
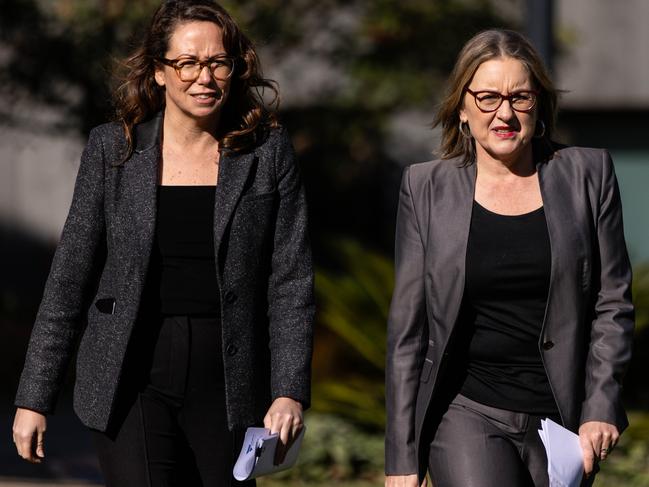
{"left": 385, "top": 142, "right": 634, "bottom": 477}
{"left": 15, "top": 113, "right": 314, "bottom": 432}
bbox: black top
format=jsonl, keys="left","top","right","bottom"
{"left": 458, "top": 200, "right": 558, "bottom": 414}
{"left": 146, "top": 186, "right": 220, "bottom": 316}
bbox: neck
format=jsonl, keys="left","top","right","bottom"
{"left": 162, "top": 106, "right": 221, "bottom": 149}
{"left": 475, "top": 144, "right": 535, "bottom": 178}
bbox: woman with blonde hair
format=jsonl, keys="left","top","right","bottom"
{"left": 385, "top": 29, "right": 633, "bottom": 487}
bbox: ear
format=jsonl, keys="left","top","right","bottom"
{"left": 459, "top": 108, "right": 468, "bottom": 124}
{"left": 154, "top": 65, "right": 166, "bottom": 87}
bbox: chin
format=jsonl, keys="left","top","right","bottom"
{"left": 494, "top": 135, "right": 529, "bottom": 150}
{"left": 489, "top": 142, "right": 532, "bottom": 163}
{"left": 180, "top": 104, "right": 223, "bottom": 121}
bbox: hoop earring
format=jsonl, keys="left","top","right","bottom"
{"left": 534, "top": 120, "right": 546, "bottom": 138}
{"left": 459, "top": 120, "right": 471, "bottom": 138}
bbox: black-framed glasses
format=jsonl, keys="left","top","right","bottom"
{"left": 466, "top": 88, "right": 539, "bottom": 113}
{"left": 157, "top": 55, "right": 235, "bottom": 82}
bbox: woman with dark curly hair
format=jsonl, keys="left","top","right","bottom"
{"left": 12, "top": 1, "right": 314, "bottom": 485}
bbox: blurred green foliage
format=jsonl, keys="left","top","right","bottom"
{"left": 268, "top": 413, "right": 384, "bottom": 483}
{"left": 317, "top": 240, "right": 391, "bottom": 370}
{"left": 624, "top": 264, "right": 649, "bottom": 409}
{"left": 314, "top": 239, "right": 392, "bottom": 429}
{"left": 596, "top": 411, "right": 649, "bottom": 487}
{"left": 632, "top": 264, "right": 649, "bottom": 333}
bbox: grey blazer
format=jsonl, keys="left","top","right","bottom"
{"left": 385, "top": 143, "right": 634, "bottom": 476}
{"left": 15, "top": 113, "right": 314, "bottom": 432}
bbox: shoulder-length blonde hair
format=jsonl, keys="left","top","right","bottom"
{"left": 433, "top": 29, "right": 558, "bottom": 165}
{"left": 113, "top": 0, "right": 278, "bottom": 161}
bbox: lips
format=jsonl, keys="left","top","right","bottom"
{"left": 492, "top": 126, "right": 517, "bottom": 138}
{"left": 190, "top": 86, "right": 223, "bottom": 103}
{"left": 190, "top": 91, "right": 223, "bottom": 106}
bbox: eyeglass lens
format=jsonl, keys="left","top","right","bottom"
{"left": 473, "top": 91, "right": 536, "bottom": 111}
{"left": 177, "top": 59, "right": 233, "bottom": 81}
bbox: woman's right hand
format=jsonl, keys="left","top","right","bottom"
{"left": 385, "top": 474, "right": 427, "bottom": 487}
{"left": 12, "top": 407, "right": 47, "bottom": 463}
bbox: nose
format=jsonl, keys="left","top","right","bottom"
{"left": 496, "top": 98, "right": 515, "bottom": 119}
{"left": 197, "top": 64, "right": 212, "bottom": 84}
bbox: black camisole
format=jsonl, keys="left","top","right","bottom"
{"left": 146, "top": 186, "right": 220, "bottom": 316}
{"left": 457, "top": 200, "right": 558, "bottom": 414}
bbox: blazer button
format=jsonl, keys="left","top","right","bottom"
{"left": 225, "top": 291, "right": 238, "bottom": 304}
{"left": 542, "top": 340, "right": 555, "bottom": 351}
{"left": 226, "top": 344, "right": 238, "bottom": 356}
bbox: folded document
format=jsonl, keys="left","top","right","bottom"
{"left": 233, "top": 426, "right": 305, "bottom": 481}
{"left": 538, "top": 418, "right": 584, "bottom": 487}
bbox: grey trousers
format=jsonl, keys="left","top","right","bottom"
{"left": 427, "top": 393, "right": 566, "bottom": 487}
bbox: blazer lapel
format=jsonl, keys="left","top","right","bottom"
{"left": 536, "top": 147, "right": 585, "bottom": 428}
{"left": 428, "top": 160, "right": 476, "bottom": 339}
{"left": 536, "top": 149, "right": 575, "bottom": 339}
{"left": 213, "top": 149, "right": 257, "bottom": 263}
{"left": 129, "top": 114, "right": 162, "bottom": 270}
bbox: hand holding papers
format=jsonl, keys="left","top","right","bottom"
{"left": 538, "top": 418, "right": 584, "bottom": 487}
{"left": 233, "top": 426, "right": 305, "bottom": 481}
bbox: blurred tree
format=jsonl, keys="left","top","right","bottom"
{"left": 0, "top": 0, "right": 164, "bottom": 131}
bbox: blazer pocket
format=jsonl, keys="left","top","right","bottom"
{"left": 95, "top": 297, "right": 116, "bottom": 315}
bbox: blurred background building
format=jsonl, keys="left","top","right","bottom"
{"left": 1, "top": 0, "right": 647, "bottom": 485}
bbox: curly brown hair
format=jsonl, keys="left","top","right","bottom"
{"left": 113, "top": 0, "right": 278, "bottom": 161}
{"left": 433, "top": 29, "right": 558, "bottom": 166}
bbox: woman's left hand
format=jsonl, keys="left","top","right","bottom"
{"left": 578, "top": 421, "right": 620, "bottom": 478}
{"left": 264, "top": 396, "right": 304, "bottom": 465}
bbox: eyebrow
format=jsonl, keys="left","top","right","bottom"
{"left": 471, "top": 88, "right": 535, "bottom": 93}
{"left": 174, "top": 52, "right": 228, "bottom": 59}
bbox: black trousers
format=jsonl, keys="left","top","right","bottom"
{"left": 90, "top": 315, "right": 255, "bottom": 487}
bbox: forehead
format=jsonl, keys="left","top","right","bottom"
{"left": 470, "top": 57, "right": 533, "bottom": 89}
{"left": 166, "top": 21, "right": 225, "bottom": 56}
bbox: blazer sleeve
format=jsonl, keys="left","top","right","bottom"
{"left": 385, "top": 166, "right": 427, "bottom": 475}
{"left": 579, "top": 150, "right": 634, "bottom": 431}
{"left": 266, "top": 128, "right": 315, "bottom": 408}
{"left": 15, "top": 127, "right": 106, "bottom": 414}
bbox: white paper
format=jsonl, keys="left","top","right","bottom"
{"left": 538, "top": 418, "right": 584, "bottom": 487}
{"left": 233, "top": 426, "right": 305, "bottom": 481}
